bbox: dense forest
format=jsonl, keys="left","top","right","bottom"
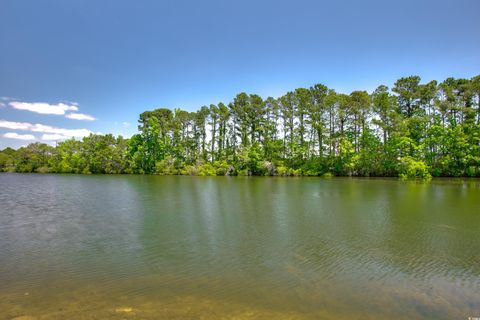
{"left": 1, "top": 75, "right": 480, "bottom": 178}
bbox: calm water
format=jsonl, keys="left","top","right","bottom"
{"left": 0, "top": 174, "right": 479, "bottom": 319}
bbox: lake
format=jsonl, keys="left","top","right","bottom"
{"left": 0, "top": 174, "right": 479, "bottom": 319}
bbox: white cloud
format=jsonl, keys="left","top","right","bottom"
{"left": 9, "top": 101, "right": 78, "bottom": 115}
{"left": 63, "top": 100, "right": 79, "bottom": 106}
{"left": 66, "top": 113, "right": 96, "bottom": 121}
{"left": 41, "top": 134, "right": 70, "bottom": 141}
{"left": 0, "top": 119, "right": 92, "bottom": 138}
{"left": 2, "top": 132, "right": 35, "bottom": 140}
{"left": 0, "top": 120, "right": 31, "bottom": 130}
{"left": 8, "top": 100, "right": 97, "bottom": 121}
{"left": 122, "top": 122, "right": 130, "bottom": 127}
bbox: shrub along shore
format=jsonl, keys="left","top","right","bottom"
{"left": 1, "top": 75, "right": 480, "bottom": 179}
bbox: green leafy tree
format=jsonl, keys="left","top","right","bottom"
{"left": 6, "top": 74, "right": 480, "bottom": 178}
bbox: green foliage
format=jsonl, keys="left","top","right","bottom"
{"left": 398, "top": 157, "right": 431, "bottom": 180}
{"left": 2, "top": 74, "right": 479, "bottom": 178}
{"left": 298, "top": 157, "right": 326, "bottom": 176}
{"left": 155, "top": 156, "right": 178, "bottom": 175}
{"left": 197, "top": 162, "right": 216, "bottom": 176}
{"left": 334, "top": 138, "right": 357, "bottom": 176}
{"left": 213, "top": 160, "right": 234, "bottom": 176}
{"left": 0, "top": 152, "right": 14, "bottom": 172}
{"left": 276, "top": 164, "right": 301, "bottom": 176}
{"left": 14, "top": 143, "right": 54, "bottom": 173}
{"left": 235, "top": 143, "right": 265, "bottom": 175}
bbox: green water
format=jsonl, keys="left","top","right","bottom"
{"left": 0, "top": 174, "right": 479, "bottom": 319}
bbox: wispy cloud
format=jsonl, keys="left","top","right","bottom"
{"left": 62, "top": 100, "right": 79, "bottom": 106}
{"left": 2, "top": 132, "right": 35, "bottom": 140}
{"left": 65, "top": 113, "right": 96, "bottom": 121}
{"left": 0, "top": 120, "right": 32, "bottom": 131}
{"left": 0, "top": 119, "right": 92, "bottom": 138}
{"left": 7, "top": 100, "right": 96, "bottom": 121}
{"left": 122, "top": 122, "right": 130, "bottom": 127}
{"left": 10, "top": 101, "right": 78, "bottom": 115}
{"left": 41, "top": 133, "right": 70, "bottom": 141}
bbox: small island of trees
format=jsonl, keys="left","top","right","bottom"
{"left": 1, "top": 75, "right": 480, "bottom": 178}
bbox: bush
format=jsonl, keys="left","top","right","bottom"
{"left": 466, "top": 166, "right": 478, "bottom": 177}
{"left": 276, "top": 165, "right": 301, "bottom": 176}
{"left": 236, "top": 169, "right": 250, "bottom": 176}
{"left": 261, "top": 161, "right": 276, "bottom": 176}
{"left": 213, "top": 160, "right": 233, "bottom": 176}
{"left": 197, "top": 163, "right": 216, "bottom": 176}
{"left": 299, "top": 157, "right": 326, "bottom": 176}
{"left": 155, "top": 156, "right": 178, "bottom": 175}
{"left": 35, "top": 166, "right": 50, "bottom": 173}
{"left": 179, "top": 165, "right": 197, "bottom": 175}
{"left": 398, "top": 156, "right": 431, "bottom": 180}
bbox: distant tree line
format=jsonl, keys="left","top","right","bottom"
{"left": 1, "top": 75, "right": 480, "bottom": 178}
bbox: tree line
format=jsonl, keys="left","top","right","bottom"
{"left": 1, "top": 75, "right": 480, "bottom": 178}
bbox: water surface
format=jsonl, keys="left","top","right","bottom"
{"left": 0, "top": 174, "right": 479, "bottom": 319}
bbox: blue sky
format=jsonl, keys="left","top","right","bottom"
{"left": 1, "top": 0, "right": 479, "bottom": 148}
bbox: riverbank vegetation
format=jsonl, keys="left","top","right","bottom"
{"left": 1, "top": 75, "right": 480, "bottom": 178}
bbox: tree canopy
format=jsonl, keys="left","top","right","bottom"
{"left": 2, "top": 75, "right": 480, "bottom": 178}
